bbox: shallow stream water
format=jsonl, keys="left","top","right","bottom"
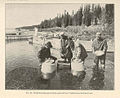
{"left": 6, "top": 40, "right": 114, "bottom": 90}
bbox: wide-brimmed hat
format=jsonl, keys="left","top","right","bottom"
{"left": 45, "top": 41, "right": 52, "bottom": 48}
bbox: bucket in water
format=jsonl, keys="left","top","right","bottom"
{"left": 71, "top": 60, "right": 84, "bottom": 76}
{"left": 41, "top": 59, "right": 57, "bottom": 74}
{"left": 71, "top": 60, "right": 84, "bottom": 71}
{"left": 71, "top": 70, "right": 85, "bottom": 77}
{"left": 71, "top": 70, "right": 79, "bottom": 76}
{"left": 42, "top": 71, "right": 56, "bottom": 79}
{"left": 42, "top": 73, "right": 51, "bottom": 79}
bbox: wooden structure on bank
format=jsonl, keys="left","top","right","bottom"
{"left": 6, "top": 35, "right": 33, "bottom": 40}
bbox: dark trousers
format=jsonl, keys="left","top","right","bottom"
{"left": 94, "top": 55, "right": 106, "bottom": 70}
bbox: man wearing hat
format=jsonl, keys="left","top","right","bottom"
{"left": 60, "top": 32, "right": 68, "bottom": 62}
{"left": 37, "top": 41, "right": 57, "bottom": 67}
{"left": 65, "top": 36, "right": 75, "bottom": 63}
{"left": 92, "top": 32, "right": 108, "bottom": 70}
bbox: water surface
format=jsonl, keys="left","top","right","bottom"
{"left": 6, "top": 40, "right": 114, "bottom": 90}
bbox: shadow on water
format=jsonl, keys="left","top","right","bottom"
{"left": 89, "top": 68, "right": 105, "bottom": 90}
{"left": 57, "top": 68, "right": 86, "bottom": 89}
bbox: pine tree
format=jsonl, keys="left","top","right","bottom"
{"left": 83, "top": 4, "right": 92, "bottom": 26}
{"left": 105, "top": 4, "right": 114, "bottom": 24}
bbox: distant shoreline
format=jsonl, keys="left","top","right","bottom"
{"left": 6, "top": 24, "right": 114, "bottom": 41}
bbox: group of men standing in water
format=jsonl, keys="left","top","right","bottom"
{"left": 37, "top": 31, "right": 108, "bottom": 71}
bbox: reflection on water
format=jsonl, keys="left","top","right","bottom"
{"left": 89, "top": 69, "right": 105, "bottom": 90}
{"left": 6, "top": 66, "right": 86, "bottom": 90}
{"left": 59, "top": 69, "right": 86, "bottom": 89}
{"left": 6, "top": 40, "right": 114, "bottom": 90}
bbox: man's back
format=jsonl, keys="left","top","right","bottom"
{"left": 38, "top": 46, "right": 51, "bottom": 59}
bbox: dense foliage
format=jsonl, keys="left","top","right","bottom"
{"left": 16, "top": 4, "right": 114, "bottom": 37}
{"left": 38, "top": 4, "right": 114, "bottom": 28}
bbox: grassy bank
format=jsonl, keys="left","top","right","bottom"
{"left": 40, "top": 24, "right": 114, "bottom": 41}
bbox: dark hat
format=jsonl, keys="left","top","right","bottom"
{"left": 61, "top": 34, "right": 66, "bottom": 37}
{"left": 61, "top": 35, "right": 68, "bottom": 40}
{"left": 45, "top": 41, "right": 52, "bottom": 48}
